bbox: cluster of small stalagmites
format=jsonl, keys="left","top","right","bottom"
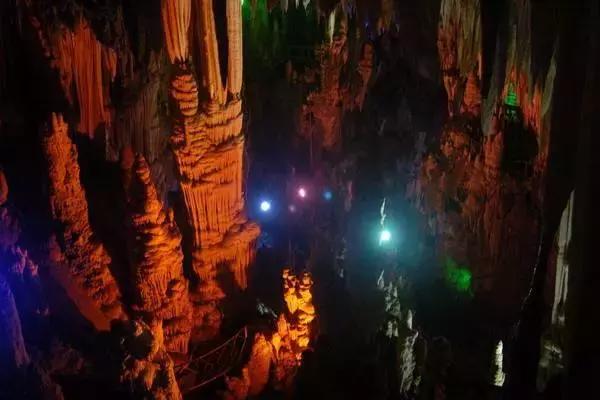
{"left": 270, "top": 268, "right": 315, "bottom": 389}
{"left": 128, "top": 155, "right": 192, "bottom": 354}
{"left": 221, "top": 269, "right": 316, "bottom": 397}
{"left": 42, "top": 113, "right": 125, "bottom": 325}
{"left": 162, "top": 0, "right": 259, "bottom": 340}
{"left": 118, "top": 319, "right": 182, "bottom": 400}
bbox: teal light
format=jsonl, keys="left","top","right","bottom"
{"left": 379, "top": 229, "right": 392, "bottom": 245}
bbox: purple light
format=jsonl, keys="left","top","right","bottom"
{"left": 297, "top": 187, "right": 307, "bottom": 198}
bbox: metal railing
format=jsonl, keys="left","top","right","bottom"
{"left": 176, "top": 326, "right": 249, "bottom": 394}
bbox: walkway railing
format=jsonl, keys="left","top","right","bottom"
{"left": 176, "top": 326, "right": 249, "bottom": 394}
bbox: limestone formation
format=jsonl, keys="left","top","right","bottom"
{"left": 42, "top": 113, "right": 125, "bottom": 327}
{"left": 128, "top": 155, "right": 192, "bottom": 353}
{"left": 162, "top": 0, "right": 260, "bottom": 340}
{"left": 271, "top": 269, "right": 315, "bottom": 389}
{"left": 118, "top": 319, "right": 182, "bottom": 400}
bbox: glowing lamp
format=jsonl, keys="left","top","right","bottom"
{"left": 297, "top": 187, "right": 307, "bottom": 198}
{"left": 379, "top": 229, "right": 392, "bottom": 244}
{"left": 260, "top": 200, "right": 272, "bottom": 212}
{"left": 323, "top": 189, "right": 333, "bottom": 201}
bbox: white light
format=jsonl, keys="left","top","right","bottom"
{"left": 297, "top": 187, "right": 307, "bottom": 198}
{"left": 260, "top": 200, "right": 271, "bottom": 212}
{"left": 379, "top": 229, "right": 392, "bottom": 243}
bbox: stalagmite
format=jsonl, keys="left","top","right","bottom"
{"left": 118, "top": 319, "right": 182, "bottom": 400}
{"left": 42, "top": 113, "right": 125, "bottom": 327}
{"left": 163, "top": 0, "right": 260, "bottom": 339}
{"left": 271, "top": 268, "right": 315, "bottom": 389}
{"left": 128, "top": 155, "right": 192, "bottom": 353}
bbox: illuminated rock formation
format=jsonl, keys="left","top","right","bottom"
{"left": 411, "top": 0, "right": 556, "bottom": 307}
{"left": 162, "top": 0, "right": 260, "bottom": 339}
{"left": 222, "top": 367, "right": 251, "bottom": 400}
{"left": 118, "top": 319, "right": 182, "bottom": 400}
{"left": 299, "top": 5, "right": 374, "bottom": 154}
{"left": 30, "top": 10, "right": 115, "bottom": 137}
{"left": 128, "top": 155, "right": 192, "bottom": 354}
{"left": 271, "top": 268, "right": 315, "bottom": 389}
{"left": 42, "top": 113, "right": 125, "bottom": 327}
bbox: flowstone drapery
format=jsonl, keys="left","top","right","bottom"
{"left": 162, "top": 0, "right": 259, "bottom": 340}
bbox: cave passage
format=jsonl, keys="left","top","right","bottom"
{"left": 1, "top": 1, "right": 599, "bottom": 400}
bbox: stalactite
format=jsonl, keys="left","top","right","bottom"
{"left": 128, "top": 155, "right": 192, "bottom": 354}
{"left": 42, "top": 113, "right": 125, "bottom": 328}
{"left": 161, "top": 0, "right": 192, "bottom": 64}
{"left": 72, "top": 18, "right": 110, "bottom": 137}
{"left": 113, "top": 54, "right": 162, "bottom": 163}
{"left": 163, "top": 0, "right": 260, "bottom": 340}
{"left": 194, "top": 0, "right": 225, "bottom": 104}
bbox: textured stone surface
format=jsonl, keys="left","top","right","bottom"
{"left": 163, "top": 0, "right": 259, "bottom": 340}
{"left": 42, "top": 113, "right": 125, "bottom": 326}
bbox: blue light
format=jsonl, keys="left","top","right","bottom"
{"left": 260, "top": 200, "right": 272, "bottom": 212}
{"left": 323, "top": 189, "right": 333, "bottom": 201}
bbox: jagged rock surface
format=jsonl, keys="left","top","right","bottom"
{"left": 42, "top": 113, "right": 125, "bottom": 327}
{"left": 128, "top": 155, "right": 192, "bottom": 354}
{"left": 163, "top": 0, "right": 259, "bottom": 340}
{"left": 118, "top": 319, "right": 182, "bottom": 400}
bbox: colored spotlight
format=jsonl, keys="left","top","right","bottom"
{"left": 379, "top": 229, "right": 392, "bottom": 244}
{"left": 323, "top": 189, "right": 333, "bottom": 201}
{"left": 289, "top": 204, "right": 297, "bottom": 213}
{"left": 260, "top": 200, "right": 272, "bottom": 212}
{"left": 297, "top": 187, "right": 307, "bottom": 198}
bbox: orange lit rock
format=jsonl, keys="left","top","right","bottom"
{"left": 161, "top": 0, "right": 192, "bottom": 65}
{"left": 163, "top": 0, "right": 259, "bottom": 340}
{"left": 42, "top": 113, "right": 125, "bottom": 327}
{"left": 119, "top": 319, "right": 182, "bottom": 400}
{"left": 271, "top": 268, "right": 315, "bottom": 389}
{"left": 222, "top": 367, "right": 251, "bottom": 400}
{"left": 128, "top": 155, "right": 192, "bottom": 354}
{"left": 246, "top": 333, "right": 273, "bottom": 395}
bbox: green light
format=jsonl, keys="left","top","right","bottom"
{"left": 444, "top": 257, "right": 472, "bottom": 293}
{"left": 505, "top": 83, "right": 518, "bottom": 107}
